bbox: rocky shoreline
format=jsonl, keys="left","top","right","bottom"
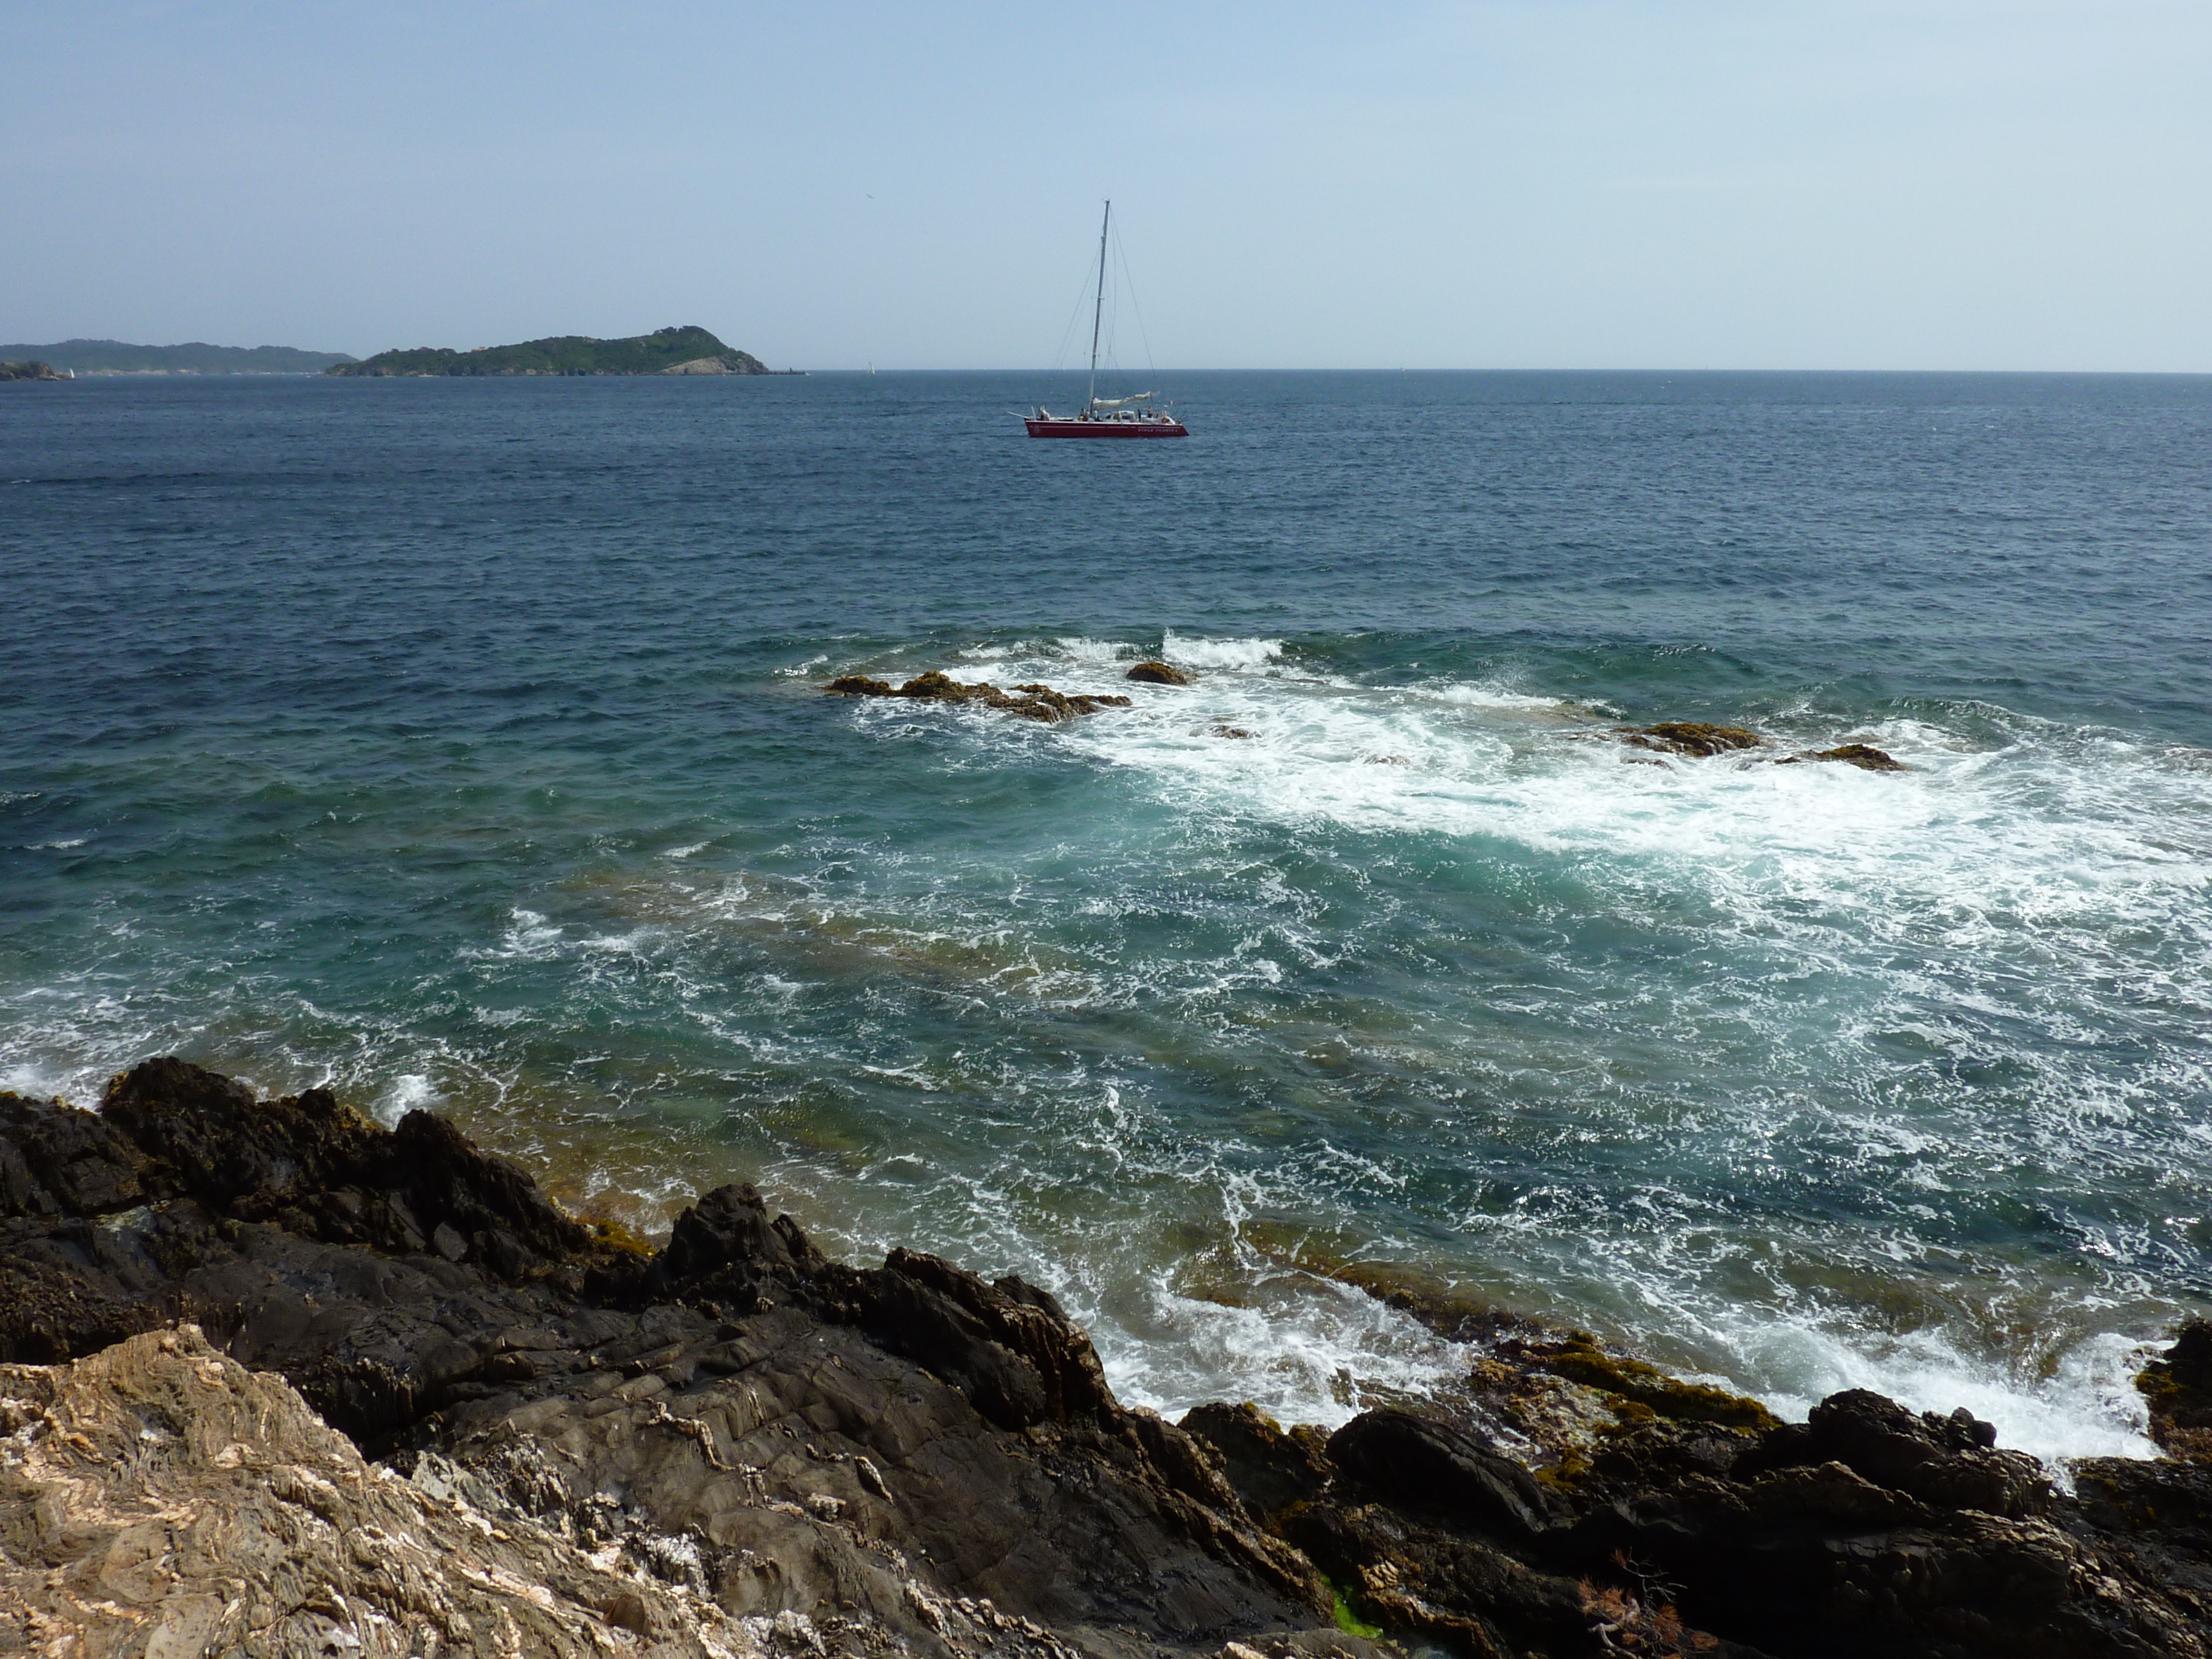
{"left": 4, "top": 1062, "right": 2208, "bottom": 1657}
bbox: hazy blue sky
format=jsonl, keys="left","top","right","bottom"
{"left": 5, "top": 2, "right": 2208, "bottom": 369}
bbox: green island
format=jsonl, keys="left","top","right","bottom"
{"left": 326, "top": 324, "right": 787, "bottom": 377}
{"left": 0, "top": 340, "right": 356, "bottom": 374}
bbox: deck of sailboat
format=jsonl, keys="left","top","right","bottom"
{"left": 1024, "top": 411, "right": 1187, "bottom": 437}
{"left": 1029, "top": 200, "right": 1185, "bottom": 439}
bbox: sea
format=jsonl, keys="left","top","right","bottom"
{"left": 5, "top": 369, "right": 2210, "bottom": 1466}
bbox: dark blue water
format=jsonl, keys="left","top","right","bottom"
{"left": 5, "top": 370, "right": 2210, "bottom": 1459}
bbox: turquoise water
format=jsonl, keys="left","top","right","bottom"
{"left": 5, "top": 370, "right": 2210, "bottom": 1460}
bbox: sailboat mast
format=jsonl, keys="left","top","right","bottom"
{"left": 1087, "top": 200, "right": 1110, "bottom": 411}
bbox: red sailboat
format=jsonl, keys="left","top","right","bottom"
{"left": 1026, "top": 202, "right": 1188, "bottom": 438}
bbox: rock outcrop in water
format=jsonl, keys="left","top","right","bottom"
{"left": 1126, "top": 662, "right": 1197, "bottom": 686}
{"left": 1617, "top": 722, "right": 1765, "bottom": 758}
{"left": 1609, "top": 723, "right": 1911, "bottom": 773}
{"left": 4, "top": 1061, "right": 2208, "bottom": 1658}
{"left": 1801, "top": 742, "right": 1907, "bottom": 771}
{"left": 0, "top": 360, "right": 65, "bottom": 382}
{"left": 827, "top": 671, "right": 1133, "bottom": 723}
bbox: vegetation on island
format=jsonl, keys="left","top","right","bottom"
{"left": 0, "top": 340, "right": 356, "bottom": 374}
{"left": 0, "top": 361, "right": 66, "bottom": 382}
{"left": 326, "top": 325, "right": 780, "bottom": 377}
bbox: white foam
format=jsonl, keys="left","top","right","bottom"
{"left": 1, "top": 1057, "right": 76, "bottom": 1100}
{"left": 470, "top": 908, "right": 563, "bottom": 962}
{"left": 1160, "top": 631, "right": 1287, "bottom": 671}
{"left": 1425, "top": 683, "right": 1581, "bottom": 712}
{"left": 1725, "top": 1317, "right": 2160, "bottom": 1467}
{"left": 1102, "top": 1271, "right": 1467, "bottom": 1430}
{"left": 378, "top": 1072, "right": 440, "bottom": 1128}
{"left": 1052, "top": 635, "right": 1142, "bottom": 665}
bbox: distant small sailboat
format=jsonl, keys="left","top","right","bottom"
{"left": 1026, "top": 202, "right": 1187, "bottom": 438}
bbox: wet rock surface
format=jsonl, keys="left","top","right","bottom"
{"left": 1125, "top": 662, "right": 1197, "bottom": 686}
{"left": 2139, "top": 1318, "right": 2212, "bottom": 1461}
{"left": 1600, "top": 723, "right": 1910, "bottom": 774}
{"left": 1616, "top": 722, "right": 1765, "bottom": 758}
{"left": 828, "top": 671, "right": 1132, "bottom": 723}
{"left": 1801, "top": 741, "right": 1907, "bottom": 771}
{"left": 4, "top": 1062, "right": 2209, "bottom": 1658}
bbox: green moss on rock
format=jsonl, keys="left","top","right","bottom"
{"left": 1513, "top": 1334, "right": 1779, "bottom": 1430}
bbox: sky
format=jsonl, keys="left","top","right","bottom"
{"left": 4, "top": 2, "right": 2209, "bottom": 371}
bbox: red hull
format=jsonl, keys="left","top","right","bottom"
{"left": 1025, "top": 417, "right": 1187, "bottom": 438}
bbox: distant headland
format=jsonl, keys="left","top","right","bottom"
{"left": 326, "top": 325, "right": 795, "bottom": 377}
{"left": 0, "top": 339, "right": 357, "bottom": 375}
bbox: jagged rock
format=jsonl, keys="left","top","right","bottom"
{"left": 1181, "top": 1403, "right": 1333, "bottom": 1523}
{"left": 1327, "top": 1409, "right": 1564, "bottom": 1540}
{"left": 825, "top": 675, "right": 893, "bottom": 696}
{"left": 2140, "top": 1319, "right": 2212, "bottom": 1462}
{"left": 0, "top": 1088, "right": 156, "bottom": 1216}
{"left": 1617, "top": 721, "right": 1763, "bottom": 757}
{"left": 6, "top": 1065, "right": 2210, "bottom": 1659}
{"left": 1127, "top": 661, "right": 1196, "bottom": 686}
{"left": 0, "top": 1065, "right": 1330, "bottom": 1659}
{"left": 1767, "top": 1390, "right": 2048, "bottom": 1518}
{"left": 648, "top": 1181, "right": 823, "bottom": 1305}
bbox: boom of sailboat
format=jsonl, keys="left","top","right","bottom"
{"left": 1026, "top": 202, "right": 1188, "bottom": 438}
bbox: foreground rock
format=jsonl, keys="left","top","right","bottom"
{"left": 3, "top": 1062, "right": 2208, "bottom": 1658}
{"left": 0, "top": 1064, "right": 1324, "bottom": 1659}
{"left": 828, "top": 670, "right": 1132, "bottom": 723}
{"left": 1126, "top": 662, "right": 1196, "bottom": 686}
{"left": 2139, "top": 1319, "right": 2212, "bottom": 1461}
{"left": 0, "top": 1326, "right": 752, "bottom": 1657}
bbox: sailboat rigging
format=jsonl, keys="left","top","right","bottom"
{"left": 1025, "top": 202, "right": 1187, "bottom": 438}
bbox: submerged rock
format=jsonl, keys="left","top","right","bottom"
{"left": 825, "top": 671, "right": 1131, "bottom": 723}
{"left": 1127, "top": 660, "right": 1197, "bottom": 686}
{"left": 5, "top": 1063, "right": 2210, "bottom": 1659}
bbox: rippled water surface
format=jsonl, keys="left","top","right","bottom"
{"left": 5, "top": 370, "right": 2210, "bottom": 1461}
